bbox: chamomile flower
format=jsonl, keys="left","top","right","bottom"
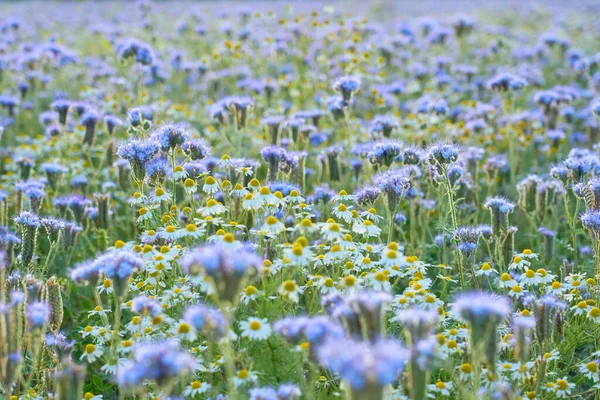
{"left": 83, "top": 393, "right": 103, "bottom": 400}
{"left": 232, "top": 184, "right": 249, "bottom": 198}
{"left": 508, "top": 284, "right": 526, "bottom": 298}
{"left": 287, "top": 189, "right": 304, "bottom": 204}
{"left": 218, "top": 154, "right": 235, "bottom": 168}
{"left": 241, "top": 285, "right": 261, "bottom": 304}
{"left": 171, "top": 320, "right": 197, "bottom": 341}
{"left": 331, "top": 190, "right": 354, "bottom": 203}
{"left": 368, "top": 270, "right": 392, "bottom": 291}
{"left": 332, "top": 204, "right": 353, "bottom": 223}
{"left": 279, "top": 280, "right": 302, "bottom": 303}
{"left": 588, "top": 307, "right": 600, "bottom": 323}
{"left": 476, "top": 262, "right": 498, "bottom": 277}
{"left": 97, "top": 279, "right": 114, "bottom": 294}
{"left": 284, "top": 243, "right": 312, "bottom": 267}
{"left": 571, "top": 300, "right": 592, "bottom": 316}
{"left": 543, "top": 349, "right": 560, "bottom": 362}
{"left": 361, "top": 208, "right": 385, "bottom": 223}
{"left": 579, "top": 361, "right": 599, "bottom": 382}
{"left": 552, "top": 377, "right": 575, "bottom": 398}
{"left": 517, "top": 249, "right": 539, "bottom": 260}
{"left": 158, "top": 225, "right": 180, "bottom": 241}
{"left": 87, "top": 306, "right": 111, "bottom": 319}
{"left": 498, "top": 273, "right": 517, "bottom": 289}
{"left": 261, "top": 216, "right": 285, "bottom": 236}
{"left": 183, "top": 381, "right": 212, "bottom": 397}
{"left": 150, "top": 187, "right": 171, "bottom": 203}
{"left": 352, "top": 219, "right": 382, "bottom": 237}
{"left": 256, "top": 186, "right": 278, "bottom": 206}
{"left": 243, "top": 193, "right": 261, "bottom": 210}
{"left": 236, "top": 165, "right": 254, "bottom": 176}
{"left": 520, "top": 269, "right": 540, "bottom": 286}
{"left": 427, "top": 380, "right": 453, "bottom": 397}
{"left": 459, "top": 363, "right": 473, "bottom": 381}
{"left": 179, "top": 223, "right": 204, "bottom": 239}
{"left": 202, "top": 176, "right": 219, "bottom": 194}
{"left": 183, "top": 178, "right": 198, "bottom": 194}
{"left": 129, "top": 192, "right": 146, "bottom": 206}
{"left": 137, "top": 207, "right": 154, "bottom": 224}
{"left": 321, "top": 221, "right": 346, "bottom": 242}
{"left": 80, "top": 343, "right": 104, "bottom": 363}
{"left": 172, "top": 165, "right": 188, "bottom": 180}
{"left": 240, "top": 317, "right": 272, "bottom": 341}
{"left": 200, "top": 199, "right": 227, "bottom": 216}
{"left": 233, "top": 368, "right": 259, "bottom": 388}
{"left": 508, "top": 255, "right": 531, "bottom": 271}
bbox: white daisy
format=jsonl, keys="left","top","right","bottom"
{"left": 80, "top": 343, "right": 104, "bottom": 363}
{"left": 199, "top": 199, "right": 228, "bottom": 216}
{"left": 150, "top": 187, "right": 171, "bottom": 203}
{"left": 240, "top": 317, "right": 272, "bottom": 341}
{"left": 183, "top": 381, "right": 212, "bottom": 397}
{"left": 332, "top": 204, "right": 353, "bottom": 223}
{"left": 233, "top": 369, "right": 259, "bottom": 388}
{"left": 202, "top": 176, "right": 219, "bottom": 194}
{"left": 352, "top": 219, "right": 382, "bottom": 237}
{"left": 261, "top": 216, "right": 285, "bottom": 236}
{"left": 158, "top": 225, "right": 181, "bottom": 241}
{"left": 579, "top": 361, "right": 600, "bottom": 382}
{"left": 279, "top": 280, "right": 301, "bottom": 303}
{"left": 173, "top": 165, "right": 188, "bottom": 181}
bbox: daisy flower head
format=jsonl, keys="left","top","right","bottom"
{"left": 240, "top": 317, "right": 272, "bottom": 341}
{"left": 80, "top": 343, "right": 104, "bottom": 363}
{"left": 279, "top": 279, "right": 302, "bottom": 303}
{"left": 183, "top": 380, "right": 212, "bottom": 397}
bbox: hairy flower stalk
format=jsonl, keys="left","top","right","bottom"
{"left": 14, "top": 211, "right": 40, "bottom": 268}
{"left": 0, "top": 291, "right": 25, "bottom": 394}
{"left": 394, "top": 308, "right": 439, "bottom": 400}
{"left": 453, "top": 292, "right": 510, "bottom": 388}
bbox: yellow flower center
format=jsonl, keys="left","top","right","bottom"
{"left": 525, "top": 270, "right": 535, "bottom": 278}
{"left": 283, "top": 280, "right": 296, "bottom": 292}
{"left": 85, "top": 344, "right": 96, "bottom": 354}
{"left": 374, "top": 271, "right": 387, "bottom": 282}
{"left": 178, "top": 322, "right": 191, "bottom": 334}
{"left": 186, "top": 224, "right": 196, "bottom": 232}
{"left": 249, "top": 321, "right": 261, "bottom": 330}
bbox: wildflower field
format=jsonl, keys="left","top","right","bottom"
{"left": 2, "top": 0, "right": 600, "bottom": 399}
